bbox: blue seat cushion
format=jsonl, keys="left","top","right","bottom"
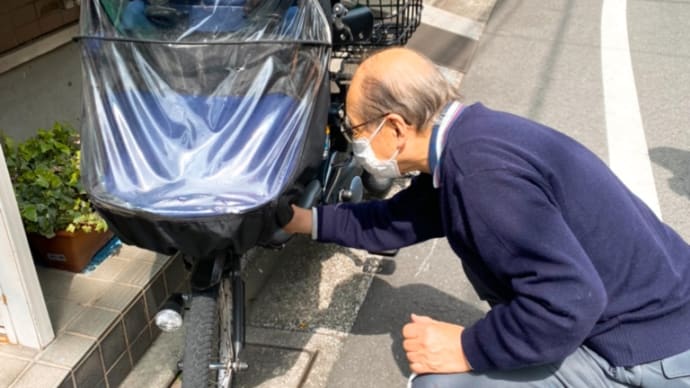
{"left": 97, "top": 92, "right": 304, "bottom": 216}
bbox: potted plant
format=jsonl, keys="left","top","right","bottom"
{"left": 1, "top": 123, "right": 112, "bottom": 272}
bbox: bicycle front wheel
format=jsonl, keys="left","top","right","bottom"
{"left": 182, "top": 279, "right": 235, "bottom": 388}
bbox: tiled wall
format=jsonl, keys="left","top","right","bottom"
{"left": 0, "top": 0, "right": 80, "bottom": 54}
{"left": 54, "top": 253, "right": 188, "bottom": 388}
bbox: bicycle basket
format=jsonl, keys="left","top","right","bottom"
{"left": 334, "top": 0, "right": 422, "bottom": 54}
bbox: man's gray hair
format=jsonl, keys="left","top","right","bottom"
{"left": 352, "top": 60, "right": 461, "bottom": 131}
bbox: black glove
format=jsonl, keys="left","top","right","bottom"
{"left": 275, "top": 195, "right": 295, "bottom": 229}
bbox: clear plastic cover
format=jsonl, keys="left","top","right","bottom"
{"left": 80, "top": 0, "right": 331, "bottom": 217}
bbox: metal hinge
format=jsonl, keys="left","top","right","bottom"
{"left": 1, "top": 294, "right": 6, "bottom": 305}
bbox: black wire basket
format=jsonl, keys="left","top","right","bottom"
{"left": 333, "top": 0, "right": 423, "bottom": 56}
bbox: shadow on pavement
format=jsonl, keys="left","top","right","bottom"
{"left": 347, "top": 276, "right": 488, "bottom": 377}
{"left": 649, "top": 146, "right": 690, "bottom": 199}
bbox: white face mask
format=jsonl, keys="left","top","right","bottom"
{"left": 352, "top": 118, "right": 402, "bottom": 179}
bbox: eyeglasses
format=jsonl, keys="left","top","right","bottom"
{"left": 341, "top": 112, "right": 389, "bottom": 143}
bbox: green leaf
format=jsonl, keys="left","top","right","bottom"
{"left": 21, "top": 205, "right": 38, "bottom": 222}
{"left": 39, "top": 141, "right": 51, "bottom": 154}
{"left": 34, "top": 174, "right": 51, "bottom": 188}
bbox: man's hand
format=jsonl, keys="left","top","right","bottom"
{"left": 402, "top": 314, "right": 472, "bottom": 375}
{"left": 282, "top": 205, "right": 313, "bottom": 235}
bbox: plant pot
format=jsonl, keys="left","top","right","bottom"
{"left": 28, "top": 230, "right": 115, "bottom": 273}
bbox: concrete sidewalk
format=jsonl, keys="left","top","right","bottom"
{"left": 122, "top": 1, "right": 498, "bottom": 387}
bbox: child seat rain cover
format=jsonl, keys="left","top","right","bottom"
{"left": 80, "top": 0, "right": 331, "bottom": 257}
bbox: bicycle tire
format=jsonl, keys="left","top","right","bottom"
{"left": 182, "top": 291, "right": 219, "bottom": 388}
{"left": 182, "top": 278, "right": 236, "bottom": 388}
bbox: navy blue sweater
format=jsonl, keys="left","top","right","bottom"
{"left": 316, "top": 103, "right": 690, "bottom": 372}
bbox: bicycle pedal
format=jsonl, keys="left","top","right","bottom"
{"left": 362, "top": 258, "right": 395, "bottom": 275}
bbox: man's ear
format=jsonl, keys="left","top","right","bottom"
{"left": 387, "top": 113, "right": 412, "bottom": 142}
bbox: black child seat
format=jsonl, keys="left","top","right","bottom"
{"left": 79, "top": 0, "right": 331, "bottom": 258}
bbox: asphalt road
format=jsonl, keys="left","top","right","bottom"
{"left": 325, "top": 1, "right": 690, "bottom": 387}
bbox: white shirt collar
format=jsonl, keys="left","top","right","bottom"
{"left": 430, "top": 101, "right": 464, "bottom": 188}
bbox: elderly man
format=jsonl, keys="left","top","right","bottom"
{"left": 282, "top": 47, "right": 690, "bottom": 387}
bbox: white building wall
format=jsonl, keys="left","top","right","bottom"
{"left": 0, "top": 137, "right": 54, "bottom": 349}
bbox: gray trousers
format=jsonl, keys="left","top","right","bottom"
{"left": 410, "top": 345, "right": 690, "bottom": 388}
